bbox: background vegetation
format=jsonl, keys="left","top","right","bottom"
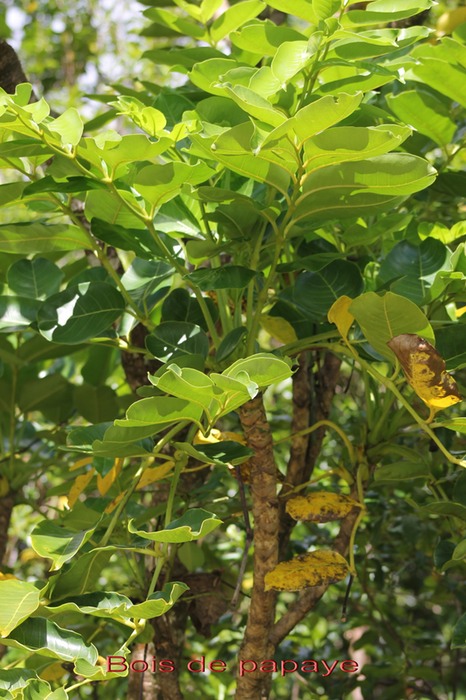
{"left": 0, "top": 1, "right": 465, "bottom": 699}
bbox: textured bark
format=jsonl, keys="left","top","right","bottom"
{"left": 0, "top": 493, "right": 15, "bottom": 564}
{"left": 150, "top": 609, "right": 187, "bottom": 700}
{"left": 0, "top": 41, "right": 29, "bottom": 94}
{"left": 279, "top": 352, "right": 342, "bottom": 559}
{"left": 235, "top": 394, "right": 279, "bottom": 700}
{"left": 270, "top": 488, "right": 360, "bottom": 647}
{"left": 126, "top": 643, "right": 158, "bottom": 700}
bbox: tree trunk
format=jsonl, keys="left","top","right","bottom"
{"left": 235, "top": 394, "right": 279, "bottom": 700}
{"left": 0, "top": 493, "right": 15, "bottom": 564}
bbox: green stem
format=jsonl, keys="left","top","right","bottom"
{"left": 274, "top": 418, "right": 356, "bottom": 467}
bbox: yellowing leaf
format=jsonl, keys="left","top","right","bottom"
{"left": 437, "top": 7, "right": 466, "bottom": 34}
{"left": 0, "top": 573, "right": 17, "bottom": 580}
{"left": 264, "top": 551, "right": 350, "bottom": 591}
{"left": 328, "top": 295, "right": 354, "bottom": 339}
{"left": 286, "top": 492, "right": 361, "bottom": 522}
{"left": 70, "top": 457, "right": 93, "bottom": 472}
{"left": 194, "top": 429, "right": 222, "bottom": 445}
{"left": 387, "top": 334, "right": 462, "bottom": 411}
{"left": 104, "top": 491, "right": 126, "bottom": 514}
{"left": 260, "top": 315, "right": 298, "bottom": 344}
{"left": 137, "top": 460, "right": 175, "bottom": 489}
{"left": 97, "top": 458, "right": 123, "bottom": 496}
{"left": 39, "top": 662, "right": 67, "bottom": 682}
{"left": 456, "top": 306, "right": 466, "bottom": 318}
{"left": 67, "top": 469, "right": 95, "bottom": 508}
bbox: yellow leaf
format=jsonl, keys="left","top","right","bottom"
{"left": 328, "top": 296, "right": 354, "bottom": 339}
{"left": 105, "top": 491, "right": 126, "bottom": 514}
{"left": 137, "top": 460, "right": 175, "bottom": 489}
{"left": 260, "top": 315, "right": 298, "bottom": 344}
{"left": 0, "top": 573, "right": 17, "bottom": 580}
{"left": 70, "top": 456, "right": 92, "bottom": 472}
{"left": 97, "top": 458, "right": 123, "bottom": 496}
{"left": 286, "top": 492, "right": 361, "bottom": 522}
{"left": 39, "top": 662, "right": 67, "bottom": 682}
{"left": 437, "top": 7, "right": 466, "bottom": 34}
{"left": 456, "top": 306, "right": 466, "bottom": 318}
{"left": 67, "top": 469, "right": 95, "bottom": 508}
{"left": 264, "top": 551, "right": 350, "bottom": 591}
{"left": 194, "top": 429, "right": 222, "bottom": 445}
{"left": 387, "top": 334, "right": 462, "bottom": 411}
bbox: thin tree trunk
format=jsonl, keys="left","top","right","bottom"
{"left": 0, "top": 493, "right": 15, "bottom": 564}
{"left": 235, "top": 394, "right": 279, "bottom": 700}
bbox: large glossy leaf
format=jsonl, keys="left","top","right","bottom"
{"left": 46, "top": 581, "right": 188, "bottom": 620}
{"left": 145, "top": 321, "right": 209, "bottom": 361}
{"left": 7, "top": 258, "right": 63, "bottom": 298}
{"left": 128, "top": 508, "right": 222, "bottom": 543}
{"left": 50, "top": 547, "right": 115, "bottom": 600}
{"left": 133, "top": 162, "right": 214, "bottom": 214}
{"left": 303, "top": 125, "right": 411, "bottom": 172}
{"left": 114, "top": 396, "right": 204, "bottom": 432}
{"left": 350, "top": 292, "right": 435, "bottom": 360}
{"left": 378, "top": 239, "right": 448, "bottom": 304}
{"left": 408, "top": 59, "right": 466, "bottom": 109}
{"left": 230, "top": 20, "right": 306, "bottom": 56}
{"left": 5, "top": 617, "right": 98, "bottom": 664}
{"left": 0, "top": 223, "right": 90, "bottom": 254}
{"left": 0, "top": 580, "right": 40, "bottom": 637}
{"left": 386, "top": 90, "right": 457, "bottom": 147}
{"left": 37, "top": 282, "right": 125, "bottom": 344}
{"left": 452, "top": 613, "right": 466, "bottom": 649}
{"left": 294, "top": 155, "right": 436, "bottom": 223}
{"left": 175, "top": 440, "right": 253, "bottom": 467}
{"left": 283, "top": 261, "right": 363, "bottom": 321}
{"left": 30, "top": 521, "right": 94, "bottom": 572}
{"left": 0, "top": 296, "right": 41, "bottom": 331}
{"left": 185, "top": 265, "right": 256, "bottom": 290}
{"left": 342, "top": 0, "right": 432, "bottom": 26}
{"left": 221, "top": 353, "right": 293, "bottom": 387}
{"left": 210, "top": 0, "right": 265, "bottom": 43}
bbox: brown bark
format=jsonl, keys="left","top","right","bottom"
{"left": 126, "top": 643, "right": 158, "bottom": 700}
{"left": 150, "top": 609, "right": 187, "bottom": 700}
{"left": 0, "top": 41, "right": 29, "bottom": 94}
{"left": 0, "top": 493, "right": 15, "bottom": 564}
{"left": 235, "top": 394, "right": 279, "bottom": 700}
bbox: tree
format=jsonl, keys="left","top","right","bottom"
{"left": 0, "top": 1, "right": 465, "bottom": 699}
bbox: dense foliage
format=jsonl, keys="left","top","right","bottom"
{"left": 0, "top": 1, "right": 465, "bottom": 699}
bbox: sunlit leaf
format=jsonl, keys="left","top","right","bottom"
{"left": 128, "top": 508, "right": 222, "bottom": 543}
{"left": 328, "top": 295, "right": 355, "bottom": 339}
{"left": 30, "top": 522, "right": 94, "bottom": 572}
{"left": 0, "top": 580, "right": 40, "bottom": 637}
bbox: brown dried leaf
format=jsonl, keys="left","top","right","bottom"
{"left": 286, "top": 492, "right": 361, "bottom": 522}
{"left": 264, "top": 551, "right": 350, "bottom": 591}
{"left": 387, "top": 334, "right": 462, "bottom": 411}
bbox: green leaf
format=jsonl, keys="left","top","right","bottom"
{"left": 313, "top": 0, "right": 341, "bottom": 21}
{"left": 216, "top": 326, "right": 247, "bottom": 362}
{"left": 30, "top": 521, "right": 94, "bottom": 572}
{"left": 185, "top": 266, "right": 256, "bottom": 291}
{"left": 85, "top": 190, "right": 146, "bottom": 229}
{"left": 37, "top": 282, "right": 125, "bottom": 344}
{"left": 210, "top": 0, "right": 265, "bottom": 43}
{"left": 452, "top": 613, "right": 466, "bottom": 649}
{"left": 438, "top": 418, "right": 466, "bottom": 435}
{"left": 74, "top": 384, "right": 120, "bottom": 423}
{"left": 378, "top": 239, "right": 448, "bottom": 304}
{"left": 408, "top": 59, "right": 466, "bottom": 109}
{"left": 146, "top": 322, "right": 209, "bottom": 362}
{"left": 133, "top": 162, "right": 214, "bottom": 214}
{"left": 0, "top": 223, "right": 90, "bottom": 254}
{"left": 18, "top": 375, "right": 73, "bottom": 419}
{"left": 386, "top": 90, "right": 457, "bottom": 147}
{"left": 222, "top": 353, "right": 293, "bottom": 387}
{"left": 7, "top": 258, "right": 64, "bottom": 298}
{"left": 294, "top": 155, "right": 436, "bottom": 223}
{"left": 374, "top": 462, "right": 431, "bottom": 482}
{"left": 174, "top": 440, "right": 253, "bottom": 467}
{"left": 46, "top": 581, "right": 188, "bottom": 620}
{"left": 266, "top": 0, "right": 316, "bottom": 22}
{"left": 5, "top": 617, "right": 98, "bottom": 664}
{"left": 51, "top": 547, "right": 115, "bottom": 600}
{"left": 0, "top": 580, "right": 40, "bottom": 637}
{"left": 452, "top": 540, "right": 466, "bottom": 561}
{"left": 349, "top": 292, "right": 435, "bottom": 360}
{"left": 284, "top": 261, "right": 363, "bottom": 321}
{"left": 270, "top": 41, "right": 313, "bottom": 85}
{"left": 303, "top": 125, "right": 411, "bottom": 172}
{"left": 418, "top": 502, "right": 466, "bottom": 521}
{"left": 0, "top": 296, "right": 41, "bottom": 331}
{"left": 149, "top": 365, "right": 215, "bottom": 413}
{"left": 231, "top": 20, "right": 306, "bottom": 56}
{"left": 46, "top": 108, "right": 83, "bottom": 146}
{"left": 114, "top": 396, "right": 204, "bottom": 433}
{"left": 128, "top": 508, "right": 222, "bottom": 543}
{"left": 342, "top": 0, "right": 433, "bottom": 26}
{"left": 0, "top": 670, "right": 38, "bottom": 693}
